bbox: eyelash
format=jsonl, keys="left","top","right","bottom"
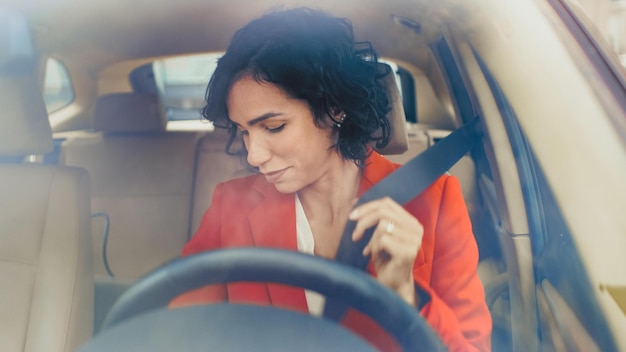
{"left": 238, "top": 124, "right": 285, "bottom": 137}
{"left": 266, "top": 124, "right": 285, "bottom": 133}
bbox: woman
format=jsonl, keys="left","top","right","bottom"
{"left": 171, "top": 7, "right": 491, "bottom": 351}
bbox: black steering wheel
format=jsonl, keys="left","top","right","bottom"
{"left": 79, "top": 248, "right": 445, "bottom": 351}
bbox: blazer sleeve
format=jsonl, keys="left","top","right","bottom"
{"left": 416, "top": 176, "right": 492, "bottom": 352}
{"left": 169, "top": 183, "right": 228, "bottom": 307}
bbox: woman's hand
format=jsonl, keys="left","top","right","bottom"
{"left": 349, "top": 197, "right": 424, "bottom": 307}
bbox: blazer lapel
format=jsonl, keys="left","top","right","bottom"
{"left": 247, "top": 177, "right": 308, "bottom": 312}
{"left": 248, "top": 178, "right": 297, "bottom": 249}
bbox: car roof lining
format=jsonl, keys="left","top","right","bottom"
{"left": 14, "top": 0, "right": 473, "bottom": 73}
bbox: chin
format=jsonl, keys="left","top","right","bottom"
{"left": 271, "top": 181, "right": 302, "bottom": 194}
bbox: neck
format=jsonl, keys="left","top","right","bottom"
{"left": 297, "top": 156, "right": 361, "bottom": 225}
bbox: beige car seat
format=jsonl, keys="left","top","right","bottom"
{"left": 61, "top": 93, "right": 205, "bottom": 279}
{"left": 0, "top": 11, "right": 94, "bottom": 352}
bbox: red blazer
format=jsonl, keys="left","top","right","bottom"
{"left": 171, "top": 152, "right": 492, "bottom": 351}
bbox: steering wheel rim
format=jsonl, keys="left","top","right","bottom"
{"left": 101, "top": 248, "right": 445, "bottom": 351}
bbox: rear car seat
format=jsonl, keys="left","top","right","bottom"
{"left": 189, "top": 128, "right": 252, "bottom": 234}
{"left": 59, "top": 93, "right": 205, "bottom": 332}
{"left": 0, "top": 13, "right": 94, "bottom": 350}
{"left": 60, "top": 93, "right": 205, "bottom": 279}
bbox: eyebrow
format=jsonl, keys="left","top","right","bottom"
{"left": 245, "top": 112, "right": 283, "bottom": 127}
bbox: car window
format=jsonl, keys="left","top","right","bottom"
{"left": 563, "top": 0, "right": 626, "bottom": 68}
{"left": 43, "top": 58, "right": 74, "bottom": 113}
{"left": 151, "top": 53, "right": 414, "bottom": 122}
{"left": 153, "top": 53, "right": 221, "bottom": 121}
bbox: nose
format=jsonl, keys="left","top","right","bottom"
{"left": 245, "top": 133, "right": 271, "bottom": 168}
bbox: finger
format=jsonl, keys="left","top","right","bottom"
{"left": 370, "top": 233, "right": 395, "bottom": 260}
{"left": 362, "top": 218, "right": 398, "bottom": 256}
{"left": 352, "top": 215, "right": 382, "bottom": 242}
{"left": 351, "top": 208, "right": 396, "bottom": 242}
{"left": 350, "top": 197, "right": 411, "bottom": 241}
{"left": 367, "top": 236, "right": 393, "bottom": 263}
{"left": 350, "top": 198, "right": 399, "bottom": 238}
{"left": 364, "top": 216, "right": 425, "bottom": 260}
{"left": 353, "top": 208, "right": 411, "bottom": 245}
{"left": 365, "top": 231, "right": 405, "bottom": 265}
{"left": 368, "top": 231, "right": 418, "bottom": 275}
{"left": 349, "top": 197, "right": 400, "bottom": 221}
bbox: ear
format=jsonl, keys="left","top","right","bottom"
{"left": 329, "top": 107, "right": 343, "bottom": 119}
{"left": 329, "top": 107, "right": 345, "bottom": 126}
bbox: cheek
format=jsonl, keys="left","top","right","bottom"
{"left": 279, "top": 122, "right": 335, "bottom": 162}
{"left": 311, "top": 127, "right": 336, "bottom": 152}
{"left": 301, "top": 130, "right": 335, "bottom": 162}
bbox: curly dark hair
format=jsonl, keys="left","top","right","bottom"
{"left": 202, "top": 7, "right": 391, "bottom": 167}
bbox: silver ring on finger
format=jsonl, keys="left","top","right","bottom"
{"left": 384, "top": 219, "right": 395, "bottom": 235}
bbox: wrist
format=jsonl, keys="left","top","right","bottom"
{"left": 396, "top": 278, "right": 417, "bottom": 307}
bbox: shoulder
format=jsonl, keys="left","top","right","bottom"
{"left": 411, "top": 173, "right": 464, "bottom": 210}
{"left": 365, "top": 151, "right": 456, "bottom": 202}
{"left": 420, "top": 174, "right": 449, "bottom": 199}
{"left": 423, "top": 174, "right": 464, "bottom": 203}
{"left": 218, "top": 173, "right": 262, "bottom": 190}
{"left": 361, "top": 151, "right": 401, "bottom": 186}
{"left": 212, "top": 173, "right": 265, "bottom": 205}
{"left": 212, "top": 173, "right": 286, "bottom": 207}
{"left": 401, "top": 173, "right": 467, "bottom": 232}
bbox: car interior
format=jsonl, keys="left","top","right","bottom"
{"left": 0, "top": 16, "right": 94, "bottom": 350}
{"left": 1, "top": 0, "right": 625, "bottom": 351}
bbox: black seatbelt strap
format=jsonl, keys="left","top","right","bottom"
{"left": 323, "top": 117, "right": 482, "bottom": 320}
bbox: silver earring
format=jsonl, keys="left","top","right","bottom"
{"left": 336, "top": 113, "right": 346, "bottom": 128}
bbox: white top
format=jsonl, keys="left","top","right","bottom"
{"left": 295, "top": 193, "right": 326, "bottom": 316}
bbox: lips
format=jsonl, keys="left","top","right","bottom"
{"left": 263, "top": 167, "right": 288, "bottom": 183}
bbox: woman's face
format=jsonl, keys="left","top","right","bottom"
{"left": 227, "top": 76, "right": 341, "bottom": 193}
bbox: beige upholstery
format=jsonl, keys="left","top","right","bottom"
{"left": 0, "top": 166, "right": 93, "bottom": 352}
{"left": 383, "top": 123, "right": 431, "bottom": 164}
{"left": 190, "top": 128, "right": 254, "bottom": 234}
{"left": 0, "top": 75, "right": 53, "bottom": 157}
{"left": 61, "top": 93, "right": 203, "bottom": 279}
{"left": 373, "top": 64, "right": 409, "bottom": 155}
{"left": 93, "top": 93, "right": 166, "bottom": 133}
{"left": 426, "top": 129, "right": 477, "bottom": 214}
{"left": 0, "top": 28, "right": 93, "bottom": 350}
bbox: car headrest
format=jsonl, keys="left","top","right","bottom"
{"left": 373, "top": 64, "right": 409, "bottom": 155}
{"left": 0, "top": 9, "right": 53, "bottom": 157}
{"left": 93, "top": 93, "right": 167, "bottom": 133}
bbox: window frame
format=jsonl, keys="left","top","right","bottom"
{"left": 43, "top": 57, "right": 74, "bottom": 114}
{"left": 548, "top": 0, "right": 626, "bottom": 134}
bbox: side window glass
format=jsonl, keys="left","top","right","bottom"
{"left": 477, "top": 53, "right": 617, "bottom": 351}
{"left": 43, "top": 58, "right": 74, "bottom": 113}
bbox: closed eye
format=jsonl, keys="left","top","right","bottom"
{"left": 266, "top": 124, "right": 286, "bottom": 133}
